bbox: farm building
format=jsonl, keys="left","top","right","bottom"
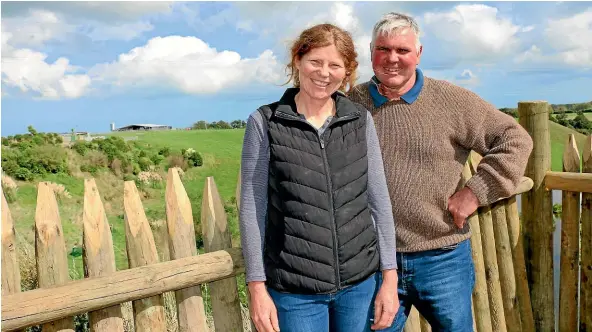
{"left": 112, "top": 123, "right": 172, "bottom": 132}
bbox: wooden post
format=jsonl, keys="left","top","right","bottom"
{"left": 2, "top": 191, "right": 21, "bottom": 296}
{"left": 83, "top": 178, "right": 124, "bottom": 331}
{"left": 505, "top": 197, "right": 535, "bottom": 332}
{"left": 469, "top": 158, "right": 507, "bottom": 331}
{"left": 559, "top": 134, "right": 580, "bottom": 332}
{"left": 419, "top": 314, "right": 431, "bottom": 332}
{"left": 462, "top": 158, "right": 493, "bottom": 332}
{"left": 580, "top": 135, "right": 592, "bottom": 332}
{"left": 1, "top": 248, "right": 245, "bottom": 332}
{"left": 201, "top": 176, "right": 244, "bottom": 332}
{"left": 123, "top": 181, "right": 166, "bottom": 332}
{"left": 165, "top": 167, "right": 208, "bottom": 332}
{"left": 35, "top": 182, "right": 74, "bottom": 331}
{"left": 491, "top": 200, "right": 522, "bottom": 332}
{"left": 403, "top": 306, "right": 421, "bottom": 332}
{"left": 518, "top": 101, "right": 554, "bottom": 332}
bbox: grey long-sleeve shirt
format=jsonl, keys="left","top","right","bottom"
{"left": 239, "top": 109, "right": 397, "bottom": 283}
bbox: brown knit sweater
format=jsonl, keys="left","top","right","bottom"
{"left": 348, "top": 76, "right": 533, "bottom": 252}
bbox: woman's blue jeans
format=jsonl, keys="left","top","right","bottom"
{"left": 267, "top": 273, "right": 380, "bottom": 332}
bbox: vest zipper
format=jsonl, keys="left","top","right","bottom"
{"left": 318, "top": 134, "right": 339, "bottom": 290}
{"left": 275, "top": 110, "right": 360, "bottom": 291}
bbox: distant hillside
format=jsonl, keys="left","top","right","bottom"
{"left": 500, "top": 101, "right": 592, "bottom": 117}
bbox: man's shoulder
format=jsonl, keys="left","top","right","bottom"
{"left": 422, "top": 76, "right": 485, "bottom": 102}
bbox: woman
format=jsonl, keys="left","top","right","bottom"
{"left": 239, "top": 23, "right": 399, "bottom": 332}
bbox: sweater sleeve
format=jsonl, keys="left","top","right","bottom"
{"left": 366, "top": 111, "right": 398, "bottom": 270}
{"left": 459, "top": 91, "right": 534, "bottom": 206}
{"left": 239, "top": 111, "right": 269, "bottom": 282}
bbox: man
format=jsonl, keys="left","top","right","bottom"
{"left": 348, "top": 12, "right": 533, "bottom": 332}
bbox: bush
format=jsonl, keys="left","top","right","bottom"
{"left": 84, "top": 150, "right": 109, "bottom": 169}
{"left": 167, "top": 154, "right": 188, "bottom": 171}
{"left": 72, "top": 141, "right": 91, "bottom": 156}
{"left": 158, "top": 147, "right": 171, "bottom": 157}
{"left": 138, "top": 157, "right": 153, "bottom": 171}
{"left": 14, "top": 167, "right": 34, "bottom": 181}
{"left": 182, "top": 148, "right": 203, "bottom": 167}
{"left": 150, "top": 154, "right": 164, "bottom": 166}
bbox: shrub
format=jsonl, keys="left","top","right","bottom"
{"left": 32, "top": 146, "right": 68, "bottom": 174}
{"left": 138, "top": 157, "right": 153, "bottom": 171}
{"left": 72, "top": 141, "right": 91, "bottom": 156}
{"left": 182, "top": 148, "right": 203, "bottom": 167}
{"left": 158, "top": 147, "right": 171, "bottom": 157}
{"left": 84, "top": 150, "right": 109, "bottom": 169}
{"left": 14, "top": 167, "right": 34, "bottom": 181}
{"left": 150, "top": 154, "right": 164, "bottom": 166}
{"left": 167, "top": 154, "right": 188, "bottom": 171}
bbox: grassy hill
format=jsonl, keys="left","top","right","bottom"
{"left": 2, "top": 120, "right": 588, "bottom": 286}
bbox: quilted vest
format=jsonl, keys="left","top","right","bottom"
{"left": 260, "top": 88, "right": 379, "bottom": 294}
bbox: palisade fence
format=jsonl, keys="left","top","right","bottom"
{"left": 1, "top": 101, "right": 591, "bottom": 332}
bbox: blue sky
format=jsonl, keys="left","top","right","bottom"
{"left": 1, "top": 1, "right": 591, "bottom": 136}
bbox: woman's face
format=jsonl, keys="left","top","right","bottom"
{"left": 295, "top": 44, "right": 347, "bottom": 100}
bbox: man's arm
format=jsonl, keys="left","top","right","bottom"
{"left": 461, "top": 93, "right": 534, "bottom": 206}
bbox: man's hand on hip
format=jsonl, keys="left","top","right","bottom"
{"left": 447, "top": 187, "right": 479, "bottom": 229}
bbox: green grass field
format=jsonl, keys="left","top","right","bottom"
{"left": 5, "top": 121, "right": 588, "bottom": 284}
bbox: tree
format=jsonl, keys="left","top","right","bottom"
{"left": 216, "top": 120, "right": 232, "bottom": 129}
{"left": 231, "top": 120, "right": 246, "bottom": 129}
{"left": 193, "top": 121, "right": 207, "bottom": 130}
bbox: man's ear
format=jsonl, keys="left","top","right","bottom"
{"left": 417, "top": 45, "right": 423, "bottom": 64}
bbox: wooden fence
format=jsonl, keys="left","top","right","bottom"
{"left": 1, "top": 168, "right": 245, "bottom": 332}
{"left": 2, "top": 100, "right": 592, "bottom": 332}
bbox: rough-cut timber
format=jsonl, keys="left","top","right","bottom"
{"left": 462, "top": 158, "right": 493, "bottom": 332}
{"left": 165, "top": 167, "right": 208, "bottom": 332}
{"left": 581, "top": 135, "right": 592, "bottom": 332}
{"left": 491, "top": 200, "right": 522, "bottom": 332}
{"left": 123, "top": 181, "right": 166, "bottom": 332}
{"left": 518, "top": 101, "right": 554, "bottom": 332}
{"left": 2, "top": 192, "right": 21, "bottom": 296}
{"left": 1, "top": 248, "right": 245, "bottom": 332}
{"left": 83, "top": 179, "right": 124, "bottom": 332}
{"left": 201, "top": 176, "right": 243, "bottom": 332}
{"left": 34, "top": 182, "right": 75, "bottom": 332}
{"left": 559, "top": 134, "right": 580, "bottom": 332}
{"left": 505, "top": 197, "right": 535, "bottom": 332}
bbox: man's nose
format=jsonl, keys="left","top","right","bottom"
{"left": 388, "top": 51, "right": 399, "bottom": 63}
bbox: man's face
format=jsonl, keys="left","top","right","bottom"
{"left": 371, "top": 30, "right": 422, "bottom": 90}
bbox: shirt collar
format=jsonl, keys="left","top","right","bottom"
{"left": 369, "top": 68, "right": 424, "bottom": 108}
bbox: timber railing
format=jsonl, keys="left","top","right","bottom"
{"left": 1, "top": 168, "right": 245, "bottom": 332}
{"left": 2, "top": 101, "right": 591, "bottom": 332}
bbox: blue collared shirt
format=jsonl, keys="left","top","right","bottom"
{"left": 368, "top": 68, "right": 424, "bottom": 108}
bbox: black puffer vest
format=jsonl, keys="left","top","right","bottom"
{"left": 260, "top": 88, "right": 379, "bottom": 294}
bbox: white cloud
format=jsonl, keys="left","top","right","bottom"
{"left": 545, "top": 10, "right": 592, "bottom": 67}
{"left": 1, "top": 46, "right": 91, "bottom": 99}
{"left": 1, "top": 9, "right": 76, "bottom": 48}
{"left": 455, "top": 69, "right": 480, "bottom": 87}
{"left": 90, "top": 36, "right": 281, "bottom": 94}
{"left": 423, "top": 4, "right": 523, "bottom": 63}
{"left": 86, "top": 22, "right": 154, "bottom": 42}
{"left": 1, "top": 2, "right": 173, "bottom": 23}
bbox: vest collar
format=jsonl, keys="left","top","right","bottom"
{"left": 276, "top": 87, "right": 360, "bottom": 119}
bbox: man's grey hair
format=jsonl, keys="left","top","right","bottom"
{"left": 371, "top": 12, "right": 422, "bottom": 52}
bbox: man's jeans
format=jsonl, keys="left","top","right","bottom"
{"left": 385, "top": 239, "right": 476, "bottom": 332}
{"left": 267, "top": 273, "right": 380, "bottom": 332}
